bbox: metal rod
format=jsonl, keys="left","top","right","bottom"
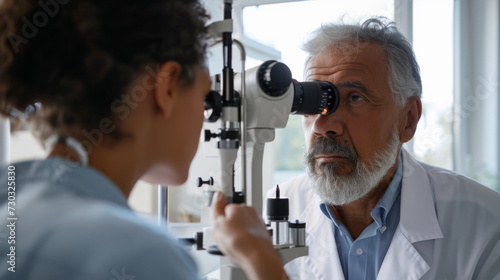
{"left": 0, "top": 116, "right": 10, "bottom": 166}
{"left": 158, "top": 185, "right": 168, "bottom": 227}
{"left": 232, "top": 39, "right": 247, "bottom": 203}
{"left": 222, "top": 1, "right": 234, "bottom": 103}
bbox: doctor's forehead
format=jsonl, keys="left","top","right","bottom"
{"left": 305, "top": 44, "right": 388, "bottom": 82}
{"left": 305, "top": 42, "right": 387, "bottom": 68}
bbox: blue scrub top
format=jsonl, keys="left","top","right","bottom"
{"left": 0, "top": 157, "right": 198, "bottom": 279}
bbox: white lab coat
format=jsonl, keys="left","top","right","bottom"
{"left": 269, "top": 148, "right": 500, "bottom": 280}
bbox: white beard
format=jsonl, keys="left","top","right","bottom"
{"left": 304, "top": 129, "right": 400, "bottom": 206}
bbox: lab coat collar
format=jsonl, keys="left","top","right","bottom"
{"left": 377, "top": 148, "right": 444, "bottom": 280}
{"left": 399, "top": 148, "right": 444, "bottom": 243}
{"left": 299, "top": 191, "right": 345, "bottom": 280}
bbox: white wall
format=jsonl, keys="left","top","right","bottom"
{"left": 10, "top": 130, "right": 45, "bottom": 161}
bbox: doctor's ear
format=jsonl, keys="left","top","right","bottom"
{"left": 152, "top": 61, "right": 183, "bottom": 118}
{"left": 399, "top": 97, "right": 422, "bottom": 143}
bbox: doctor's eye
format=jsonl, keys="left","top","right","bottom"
{"left": 350, "top": 95, "right": 364, "bottom": 102}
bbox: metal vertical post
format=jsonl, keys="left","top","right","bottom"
{"left": 394, "top": 0, "right": 414, "bottom": 154}
{"left": 0, "top": 116, "right": 10, "bottom": 166}
{"left": 158, "top": 185, "right": 168, "bottom": 226}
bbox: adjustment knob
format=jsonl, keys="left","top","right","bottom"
{"left": 258, "top": 60, "right": 293, "bottom": 97}
{"left": 204, "top": 130, "right": 218, "bottom": 142}
{"left": 196, "top": 176, "right": 214, "bottom": 188}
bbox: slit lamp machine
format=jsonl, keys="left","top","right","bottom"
{"left": 160, "top": 1, "right": 340, "bottom": 279}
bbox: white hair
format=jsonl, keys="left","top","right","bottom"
{"left": 302, "top": 17, "right": 422, "bottom": 107}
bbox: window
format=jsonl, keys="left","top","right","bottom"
{"left": 241, "top": 0, "right": 396, "bottom": 186}
{"left": 412, "top": 0, "right": 454, "bottom": 170}
{"left": 240, "top": 0, "right": 499, "bottom": 192}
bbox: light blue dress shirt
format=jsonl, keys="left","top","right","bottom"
{"left": 0, "top": 157, "right": 198, "bottom": 280}
{"left": 320, "top": 154, "right": 403, "bottom": 280}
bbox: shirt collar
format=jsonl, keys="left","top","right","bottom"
{"left": 320, "top": 152, "right": 403, "bottom": 229}
{"left": 15, "top": 157, "right": 130, "bottom": 209}
{"left": 371, "top": 152, "right": 403, "bottom": 227}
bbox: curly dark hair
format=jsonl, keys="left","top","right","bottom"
{"left": 0, "top": 0, "right": 209, "bottom": 138}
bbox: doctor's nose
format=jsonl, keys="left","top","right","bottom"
{"left": 306, "top": 113, "right": 345, "bottom": 138}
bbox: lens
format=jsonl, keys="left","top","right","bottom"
{"left": 291, "top": 80, "right": 339, "bottom": 115}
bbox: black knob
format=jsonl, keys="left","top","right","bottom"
{"left": 178, "top": 231, "right": 204, "bottom": 251}
{"left": 204, "top": 130, "right": 218, "bottom": 142}
{"left": 208, "top": 245, "right": 224, "bottom": 256}
{"left": 193, "top": 231, "right": 204, "bottom": 251}
{"left": 266, "top": 185, "right": 289, "bottom": 220}
{"left": 196, "top": 176, "right": 214, "bottom": 188}
{"left": 258, "top": 60, "right": 293, "bottom": 97}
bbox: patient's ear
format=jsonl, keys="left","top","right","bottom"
{"left": 152, "top": 61, "right": 182, "bottom": 118}
{"left": 399, "top": 97, "right": 422, "bottom": 143}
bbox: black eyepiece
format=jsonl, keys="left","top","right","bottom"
{"left": 291, "top": 80, "right": 339, "bottom": 115}
{"left": 257, "top": 60, "right": 340, "bottom": 116}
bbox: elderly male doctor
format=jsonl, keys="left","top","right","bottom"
{"left": 271, "top": 18, "right": 500, "bottom": 280}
